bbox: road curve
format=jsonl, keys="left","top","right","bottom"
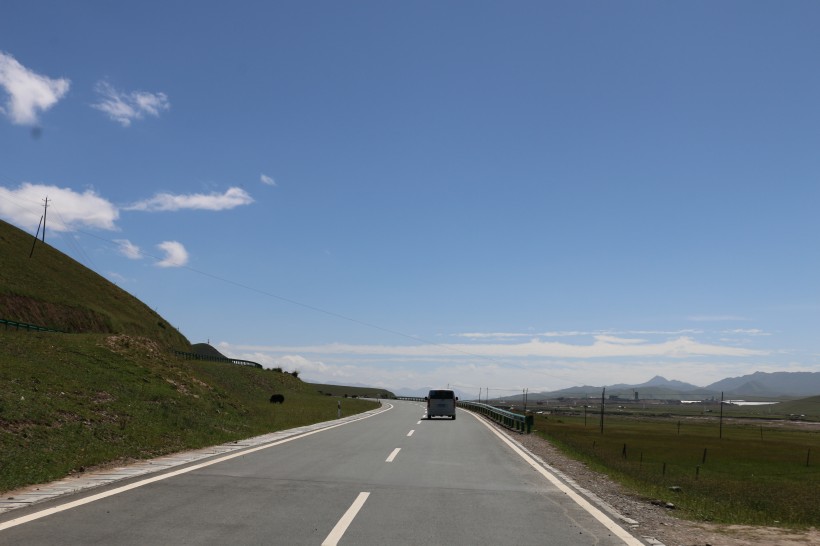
{"left": 0, "top": 401, "right": 644, "bottom": 545}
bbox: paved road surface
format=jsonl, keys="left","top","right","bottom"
{"left": 0, "top": 401, "right": 643, "bottom": 545}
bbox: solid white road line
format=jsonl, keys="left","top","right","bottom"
{"left": 321, "top": 491, "right": 370, "bottom": 546}
{"left": 468, "top": 412, "right": 644, "bottom": 546}
{"left": 407, "top": 430, "right": 415, "bottom": 437}
{"left": 385, "top": 448, "right": 401, "bottom": 462}
{"left": 0, "top": 405, "right": 394, "bottom": 533}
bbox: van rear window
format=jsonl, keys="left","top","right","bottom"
{"left": 428, "top": 390, "right": 455, "bottom": 399}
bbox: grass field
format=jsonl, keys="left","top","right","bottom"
{"left": 0, "top": 331, "right": 378, "bottom": 493}
{"left": 307, "top": 382, "right": 395, "bottom": 399}
{"left": 534, "top": 412, "right": 820, "bottom": 527}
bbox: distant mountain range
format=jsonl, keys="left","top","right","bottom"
{"left": 347, "top": 372, "right": 820, "bottom": 402}
{"left": 436, "top": 372, "right": 820, "bottom": 402}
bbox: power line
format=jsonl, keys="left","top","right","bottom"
{"left": 5, "top": 200, "right": 581, "bottom": 389}
{"left": 69, "top": 228, "right": 526, "bottom": 368}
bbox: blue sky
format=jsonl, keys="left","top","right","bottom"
{"left": 1, "top": 1, "right": 818, "bottom": 395}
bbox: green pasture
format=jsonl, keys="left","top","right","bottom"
{"left": 0, "top": 331, "right": 378, "bottom": 493}
{"left": 535, "top": 413, "right": 820, "bottom": 526}
{"left": 307, "top": 382, "right": 395, "bottom": 399}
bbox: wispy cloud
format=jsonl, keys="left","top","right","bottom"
{"left": 216, "top": 339, "right": 780, "bottom": 393}
{"left": 453, "top": 329, "right": 703, "bottom": 340}
{"left": 722, "top": 328, "right": 770, "bottom": 336}
{"left": 92, "top": 80, "right": 169, "bottom": 127}
{"left": 0, "top": 52, "right": 70, "bottom": 126}
{"left": 688, "top": 315, "right": 749, "bottom": 322}
{"left": 115, "top": 239, "right": 142, "bottom": 259}
{"left": 0, "top": 182, "right": 118, "bottom": 231}
{"left": 234, "top": 335, "right": 767, "bottom": 361}
{"left": 126, "top": 187, "right": 254, "bottom": 212}
{"left": 155, "top": 241, "right": 188, "bottom": 268}
{"left": 260, "top": 173, "right": 276, "bottom": 186}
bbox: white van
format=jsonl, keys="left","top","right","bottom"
{"left": 426, "top": 389, "right": 458, "bottom": 420}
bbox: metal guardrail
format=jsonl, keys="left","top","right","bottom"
{"left": 394, "top": 396, "right": 533, "bottom": 433}
{"left": 0, "top": 318, "right": 62, "bottom": 333}
{"left": 173, "top": 350, "right": 263, "bottom": 369}
{"left": 459, "top": 401, "right": 533, "bottom": 433}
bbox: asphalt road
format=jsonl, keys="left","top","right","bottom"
{"left": 0, "top": 401, "right": 643, "bottom": 545}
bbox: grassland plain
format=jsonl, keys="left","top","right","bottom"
{"left": 0, "top": 330, "right": 378, "bottom": 493}
{"left": 534, "top": 412, "right": 820, "bottom": 528}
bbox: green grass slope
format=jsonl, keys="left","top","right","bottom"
{"left": 0, "top": 219, "right": 379, "bottom": 493}
{"left": 0, "top": 331, "right": 377, "bottom": 492}
{"left": 771, "top": 395, "right": 820, "bottom": 417}
{"left": 0, "top": 219, "right": 188, "bottom": 348}
{"left": 308, "top": 382, "right": 396, "bottom": 399}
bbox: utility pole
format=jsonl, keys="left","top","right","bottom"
{"left": 41, "top": 197, "right": 49, "bottom": 242}
{"left": 719, "top": 391, "right": 724, "bottom": 439}
{"left": 600, "top": 387, "right": 606, "bottom": 434}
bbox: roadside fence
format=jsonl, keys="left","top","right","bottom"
{"left": 0, "top": 318, "right": 62, "bottom": 333}
{"left": 173, "top": 350, "right": 263, "bottom": 369}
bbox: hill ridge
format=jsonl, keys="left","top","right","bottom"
{"left": 0, "top": 219, "right": 189, "bottom": 348}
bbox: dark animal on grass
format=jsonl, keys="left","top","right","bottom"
{"left": 269, "top": 394, "right": 285, "bottom": 404}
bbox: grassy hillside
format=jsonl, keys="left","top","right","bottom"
{"left": 772, "top": 395, "right": 820, "bottom": 417}
{"left": 308, "top": 382, "right": 396, "bottom": 399}
{"left": 0, "top": 219, "right": 188, "bottom": 348}
{"left": 0, "top": 219, "right": 379, "bottom": 493}
{"left": 0, "top": 331, "right": 377, "bottom": 492}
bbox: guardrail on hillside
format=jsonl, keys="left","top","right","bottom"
{"left": 173, "top": 350, "right": 263, "bottom": 369}
{"left": 0, "top": 319, "right": 62, "bottom": 333}
{"left": 394, "top": 396, "right": 533, "bottom": 433}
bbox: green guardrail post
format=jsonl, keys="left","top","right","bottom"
{"left": 526, "top": 415, "right": 534, "bottom": 434}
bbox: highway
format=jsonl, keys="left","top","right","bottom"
{"left": 0, "top": 401, "right": 643, "bottom": 545}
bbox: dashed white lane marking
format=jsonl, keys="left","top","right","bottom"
{"left": 321, "top": 491, "right": 370, "bottom": 546}
{"left": 468, "top": 412, "right": 644, "bottom": 546}
{"left": 385, "top": 448, "right": 401, "bottom": 462}
{"left": 0, "top": 405, "right": 394, "bottom": 532}
{"left": 407, "top": 430, "right": 415, "bottom": 437}
{"left": 416, "top": 420, "right": 422, "bottom": 425}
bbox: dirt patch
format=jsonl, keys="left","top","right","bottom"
{"left": 514, "top": 430, "right": 819, "bottom": 546}
{"left": 103, "top": 335, "right": 163, "bottom": 357}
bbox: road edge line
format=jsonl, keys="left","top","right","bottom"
{"left": 0, "top": 404, "right": 393, "bottom": 532}
{"left": 469, "top": 411, "right": 646, "bottom": 546}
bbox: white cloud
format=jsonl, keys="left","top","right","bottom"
{"left": 688, "top": 315, "right": 748, "bottom": 322}
{"left": 216, "top": 331, "right": 805, "bottom": 393}
{"left": 260, "top": 174, "right": 276, "bottom": 186}
{"left": 126, "top": 187, "right": 253, "bottom": 212}
{"left": 106, "top": 272, "right": 131, "bottom": 284}
{"left": 234, "top": 336, "right": 766, "bottom": 361}
{"left": 215, "top": 330, "right": 810, "bottom": 393}
{"left": 593, "top": 335, "right": 646, "bottom": 345}
{"left": 155, "top": 241, "right": 188, "bottom": 268}
{"left": 115, "top": 239, "right": 142, "bottom": 259}
{"left": 455, "top": 332, "right": 531, "bottom": 339}
{"left": 453, "top": 329, "right": 704, "bottom": 341}
{"left": 0, "top": 52, "right": 70, "bottom": 126}
{"left": 0, "top": 182, "right": 118, "bottom": 232}
{"left": 92, "top": 80, "right": 169, "bottom": 127}
{"left": 723, "top": 328, "right": 770, "bottom": 336}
